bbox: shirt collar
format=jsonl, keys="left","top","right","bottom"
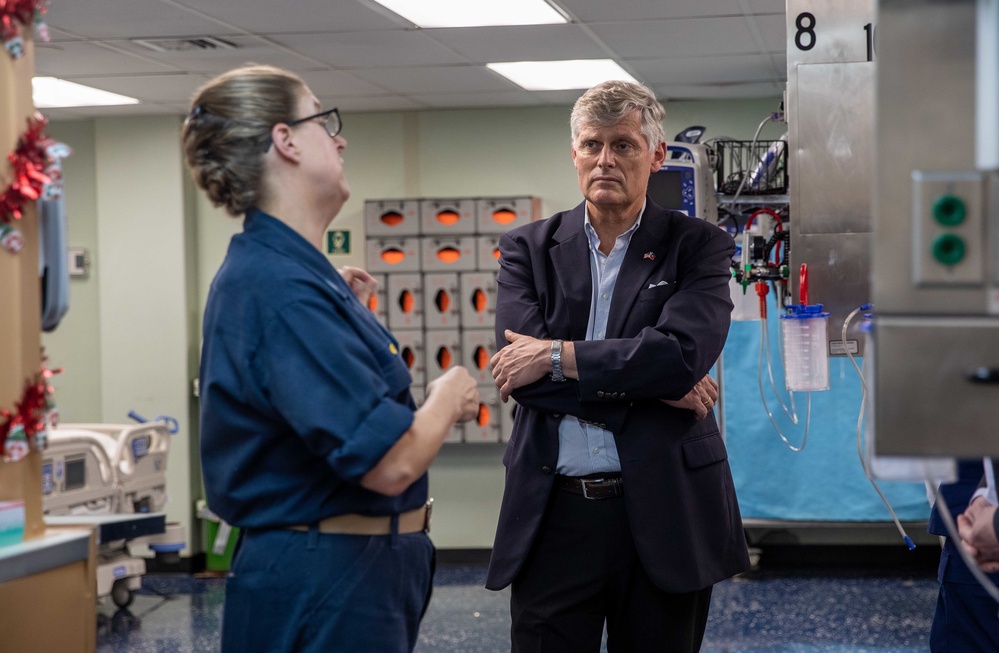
{"left": 583, "top": 199, "right": 647, "bottom": 250}
{"left": 243, "top": 207, "right": 341, "bottom": 287}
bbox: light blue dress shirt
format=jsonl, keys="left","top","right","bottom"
{"left": 555, "top": 201, "right": 646, "bottom": 476}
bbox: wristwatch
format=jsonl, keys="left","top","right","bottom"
{"left": 550, "top": 339, "right": 566, "bottom": 382}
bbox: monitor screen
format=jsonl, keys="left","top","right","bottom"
{"left": 647, "top": 168, "right": 685, "bottom": 211}
{"left": 65, "top": 457, "right": 86, "bottom": 491}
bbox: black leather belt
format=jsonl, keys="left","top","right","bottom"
{"left": 554, "top": 474, "right": 624, "bottom": 500}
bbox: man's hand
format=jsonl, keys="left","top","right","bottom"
{"left": 958, "top": 496, "right": 999, "bottom": 572}
{"left": 490, "top": 330, "right": 552, "bottom": 403}
{"left": 338, "top": 266, "right": 379, "bottom": 306}
{"left": 661, "top": 375, "right": 719, "bottom": 420}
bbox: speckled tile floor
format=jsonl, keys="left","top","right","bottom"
{"left": 96, "top": 565, "right": 940, "bottom": 653}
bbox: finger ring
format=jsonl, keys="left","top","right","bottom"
{"left": 703, "top": 399, "right": 712, "bottom": 406}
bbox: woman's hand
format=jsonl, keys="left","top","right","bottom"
{"left": 427, "top": 366, "right": 480, "bottom": 424}
{"left": 338, "top": 266, "right": 378, "bottom": 305}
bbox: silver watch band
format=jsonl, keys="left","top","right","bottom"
{"left": 550, "top": 339, "right": 566, "bottom": 382}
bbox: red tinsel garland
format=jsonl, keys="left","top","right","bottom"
{"left": 1, "top": 0, "right": 49, "bottom": 58}
{"left": 0, "top": 114, "right": 52, "bottom": 224}
{"left": 0, "top": 0, "right": 39, "bottom": 26}
{"left": 0, "top": 356, "right": 60, "bottom": 462}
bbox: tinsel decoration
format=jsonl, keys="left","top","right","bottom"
{"left": 0, "top": 0, "right": 50, "bottom": 59}
{"left": 0, "top": 355, "right": 61, "bottom": 462}
{"left": 0, "top": 113, "right": 70, "bottom": 252}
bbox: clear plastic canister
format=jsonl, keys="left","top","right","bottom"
{"left": 779, "top": 303, "right": 831, "bottom": 391}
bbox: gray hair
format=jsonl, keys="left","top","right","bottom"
{"left": 569, "top": 80, "right": 666, "bottom": 150}
{"left": 181, "top": 65, "right": 306, "bottom": 216}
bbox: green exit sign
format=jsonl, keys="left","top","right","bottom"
{"left": 326, "top": 230, "right": 351, "bottom": 255}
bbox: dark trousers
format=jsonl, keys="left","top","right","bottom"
{"left": 930, "top": 542, "right": 999, "bottom": 652}
{"left": 221, "top": 527, "right": 435, "bottom": 653}
{"left": 510, "top": 483, "right": 713, "bottom": 653}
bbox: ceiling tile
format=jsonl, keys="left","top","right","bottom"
{"left": 331, "top": 95, "right": 427, "bottom": 112}
{"left": 555, "top": 0, "right": 784, "bottom": 22}
{"left": 654, "top": 81, "right": 785, "bottom": 100}
{"left": 268, "top": 31, "right": 464, "bottom": 68}
{"left": 530, "top": 89, "right": 590, "bottom": 106}
{"left": 107, "top": 36, "right": 318, "bottom": 73}
{"left": 66, "top": 74, "right": 214, "bottom": 104}
{"left": 411, "top": 91, "right": 545, "bottom": 109}
{"left": 42, "top": 102, "right": 184, "bottom": 121}
{"left": 752, "top": 14, "right": 787, "bottom": 51}
{"left": 591, "top": 18, "right": 765, "bottom": 58}
{"left": 43, "top": 0, "right": 238, "bottom": 39}
{"left": 35, "top": 41, "right": 180, "bottom": 77}
{"left": 629, "top": 54, "right": 782, "bottom": 86}
{"left": 351, "top": 65, "right": 516, "bottom": 95}
{"left": 427, "top": 24, "right": 607, "bottom": 63}
{"left": 176, "top": 0, "right": 406, "bottom": 33}
{"left": 296, "top": 70, "right": 396, "bottom": 98}
{"left": 27, "top": 0, "right": 793, "bottom": 118}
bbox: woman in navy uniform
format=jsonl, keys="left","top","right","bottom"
{"left": 182, "top": 65, "right": 479, "bottom": 653}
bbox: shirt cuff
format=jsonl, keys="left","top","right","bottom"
{"left": 328, "top": 398, "right": 414, "bottom": 482}
{"left": 972, "top": 487, "right": 996, "bottom": 505}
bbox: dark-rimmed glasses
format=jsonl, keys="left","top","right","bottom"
{"left": 287, "top": 107, "right": 341, "bottom": 138}
{"left": 262, "top": 107, "right": 341, "bottom": 151}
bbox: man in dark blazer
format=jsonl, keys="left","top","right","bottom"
{"left": 487, "top": 80, "right": 750, "bottom": 652}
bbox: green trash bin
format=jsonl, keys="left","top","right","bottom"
{"left": 197, "top": 500, "right": 239, "bottom": 572}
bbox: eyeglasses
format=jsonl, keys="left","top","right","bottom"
{"left": 262, "top": 107, "right": 341, "bottom": 151}
{"left": 288, "top": 107, "right": 341, "bottom": 138}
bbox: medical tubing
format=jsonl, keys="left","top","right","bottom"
{"left": 758, "top": 318, "right": 808, "bottom": 451}
{"left": 762, "top": 300, "right": 799, "bottom": 422}
{"left": 842, "top": 305, "right": 872, "bottom": 398}
{"left": 757, "top": 290, "right": 798, "bottom": 425}
{"left": 842, "top": 306, "right": 914, "bottom": 549}
{"left": 730, "top": 114, "right": 775, "bottom": 205}
{"left": 932, "top": 481, "right": 999, "bottom": 608}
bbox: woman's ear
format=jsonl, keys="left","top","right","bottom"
{"left": 269, "top": 122, "right": 300, "bottom": 162}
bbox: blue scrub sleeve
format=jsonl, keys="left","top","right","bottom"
{"left": 255, "top": 296, "right": 415, "bottom": 483}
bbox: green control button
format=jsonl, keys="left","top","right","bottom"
{"left": 932, "top": 233, "right": 966, "bottom": 265}
{"left": 933, "top": 194, "right": 966, "bottom": 226}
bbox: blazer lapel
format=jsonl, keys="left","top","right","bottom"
{"left": 606, "top": 202, "right": 671, "bottom": 338}
{"left": 550, "top": 204, "right": 592, "bottom": 341}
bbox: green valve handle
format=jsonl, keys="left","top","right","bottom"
{"left": 933, "top": 194, "right": 966, "bottom": 226}
{"left": 932, "top": 233, "right": 966, "bottom": 266}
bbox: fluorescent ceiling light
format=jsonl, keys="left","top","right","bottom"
{"left": 488, "top": 59, "right": 638, "bottom": 91}
{"left": 32, "top": 77, "right": 140, "bottom": 108}
{"left": 372, "top": 0, "right": 566, "bottom": 27}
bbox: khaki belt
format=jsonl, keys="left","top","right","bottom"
{"left": 288, "top": 500, "right": 432, "bottom": 536}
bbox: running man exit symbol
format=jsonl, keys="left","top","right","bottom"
{"left": 327, "top": 230, "right": 351, "bottom": 255}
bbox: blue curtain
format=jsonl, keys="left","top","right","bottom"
{"left": 721, "top": 294, "right": 930, "bottom": 521}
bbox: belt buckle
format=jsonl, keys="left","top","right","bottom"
{"left": 580, "top": 478, "right": 602, "bottom": 500}
{"left": 424, "top": 498, "right": 433, "bottom": 533}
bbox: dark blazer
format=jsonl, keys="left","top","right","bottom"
{"left": 485, "top": 198, "right": 751, "bottom": 593}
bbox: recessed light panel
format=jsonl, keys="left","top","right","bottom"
{"left": 372, "top": 0, "right": 567, "bottom": 28}
{"left": 487, "top": 60, "right": 637, "bottom": 91}
{"left": 33, "top": 77, "right": 140, "bottom": 108}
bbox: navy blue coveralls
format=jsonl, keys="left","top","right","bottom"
{"left": 200, "top": 209, "right": 432, "bottom": 653}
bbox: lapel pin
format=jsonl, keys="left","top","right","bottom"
{"left": 643, "top": 251, "right": 656, "bottom": 261}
